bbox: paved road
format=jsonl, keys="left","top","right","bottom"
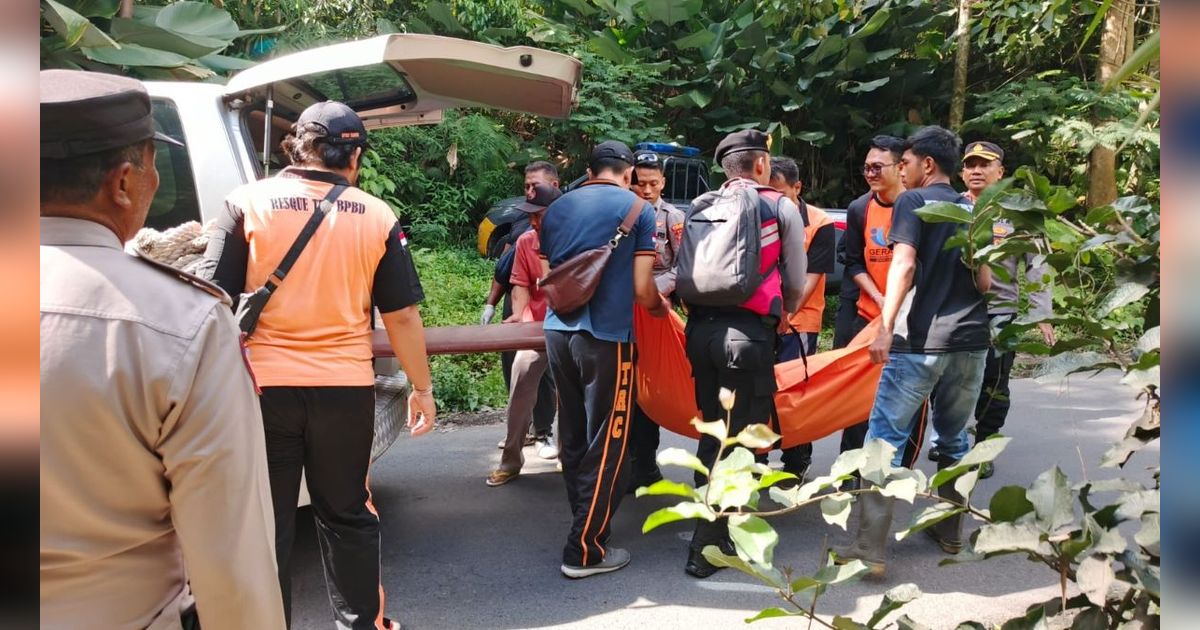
{"left": 289, "top": 372, "right": 1156, "bottom": 629}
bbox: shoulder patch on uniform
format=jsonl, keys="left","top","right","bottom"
{"left": 133, "top": 250, "right": 232, "bottom": 306}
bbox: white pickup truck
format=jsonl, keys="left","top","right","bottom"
{"left": 140, "top": 34, "right": 579, "bottom": 467}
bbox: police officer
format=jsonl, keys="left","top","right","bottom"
{"left": 40, "top": 70, "right": 285, "bottom": 628}
{"left": 680, "top": 130, "right": 808, "bottom": 578}
{"left": 627, "top": 150, "right": 685, "bottom": 489}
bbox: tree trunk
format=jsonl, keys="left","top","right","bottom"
{"left": 1087, "top": 0, "right": 1135, "bottom": 208}
{"left": 120, "top": 0, "right": 133, "bottom": 18}
{"left": 949, "top": 0, "right": 972, "bottom": 130}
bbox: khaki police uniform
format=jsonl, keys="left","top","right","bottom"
{"left": 40, "top": 218, "right": 284, "bottom": 629}
{"left": 40, "top": 68, "right": 283, "bottom": 630}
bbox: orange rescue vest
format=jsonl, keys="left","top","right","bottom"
{"left": 856, "top": 196, "right": 895, "bottom": 321}
{"left": 788, "top": 204, "right": 834, "bottom": 333}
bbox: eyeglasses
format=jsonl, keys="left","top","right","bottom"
{"left": 861, "top": 162, "right": 896, "bottom": 176}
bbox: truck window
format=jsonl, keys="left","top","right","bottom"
{"left": 146, "top": 98, "right": 200, "bottom": 230}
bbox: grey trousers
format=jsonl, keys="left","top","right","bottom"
{"left": 499, "top": 349, "right": 550, "bottom": 472}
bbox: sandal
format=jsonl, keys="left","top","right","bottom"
{"left": 486, "top": 469, "right": 520, "bottom": 487}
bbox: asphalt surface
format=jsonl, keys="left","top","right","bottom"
{"left": 288, "top": 371, "right": 1156, "bottom": 630}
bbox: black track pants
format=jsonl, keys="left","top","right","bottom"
{"left": 260, "top": 386, "right": 386, "bottom": 630}
{"left": 545, "top": 330, "right": 635, "bottom": 567}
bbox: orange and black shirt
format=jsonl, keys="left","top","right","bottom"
{"left": 842, "top": 191, "right": 896, "bottom": 321}
{"left": 786, "top": 201, "right": 836, "bottom": 333}
{"left": 202, "top": 167, "right": 424, "bottom": 387}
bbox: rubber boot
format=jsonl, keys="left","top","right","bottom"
{"left": 830, "top": 482, "right": 894, "bottom": 577}
{"left": 925, "top": 453, "right": 965, "bottom": 554}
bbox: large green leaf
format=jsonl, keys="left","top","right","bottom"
{"left": 656, "top": 447, "right": 710, "bottom": 476}
{"left": 665, "top": 89, "right": 712, "bottom": 109}
{"left": 974, "top": 522, "right": 1042, "bottom": 554}
{"left": 635, "top": 478, "right": 701, "bottom": 500}
{"left": 813, "top": 559, "right": 869, "bottom": 585}
{"left": 1027, "top": 467, "right": 1074, "bottom": 531}
{"left": 867, "top": 583, "right": 922, "bottom": 628}
{"left": 989, "top": 485, "right": 1035, "bottom": 522}
{"left": 914, "top": 201, "right": 973, "bottom": 224}
{"left": 42, "top": 0, "right": 119, "bottom": 50}
{"left": 735, "top": 423, "right": 781, "bottom": 449}
{"left": 110, "top": 18, "right": 228, "bottom": 59}
{"left": 745, "top": 608, "right": 799, "bottom": 623}
{"left": 845, "top": 77, "right": 890, "bottom": 94}
{"left": 62, "top": 0, "right": 119, "bottom": 18}
{"left": 674, "top": 27, "right": 715, "bottom": 50}
{"left": 642, "top": 0, "right": 701, "bottom": 26}
{"left": 83, "top": 42, "right": 192, "bottom": 68}
{"left": 1076, "top": 555, "right": 1115, "bottom": 607}
{"left": 852, "top": 8, "right": 893, "bottom": 39}
{"left": 423, "top": 0, "right": 467, "bottom": 34}
{"left": 154, "top": 2, "right": 240, "bottom": 42}
{"left": 820, "top": 494, "right": 854, "bottom": 529}
{"left": 1096, "top": 282, "right": 1151, "bottom": 318}
{"left": 642, "top": 501, "right": 715, "bottom": 533}
{"left": 729, "top": 514, "right": 778, "bottom": 566}
{"left": 196, "top": 53, "right": 255, "bottom": 73}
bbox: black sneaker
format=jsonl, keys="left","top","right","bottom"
{"left": 627, "top": 468, "right": 664, "bottom": 494}
{"left": 561, "top": 547, "right": 631, "bottom": 578}
{"left": 927, "top": 446, "right": 941, "bottom": 462}
{"left": 685, "top": 540, "right": 735, "bottom": 579}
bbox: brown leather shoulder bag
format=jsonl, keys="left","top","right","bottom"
{"left": 539, "top": 193, "right": 646, "bottom": 316}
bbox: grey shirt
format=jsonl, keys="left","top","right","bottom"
{"left": 987, "top": 219, "right": 1053, "bottom": 319}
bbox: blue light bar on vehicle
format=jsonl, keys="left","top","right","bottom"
{"left": 635, "top": 142, "right": 701, "bottom": 157}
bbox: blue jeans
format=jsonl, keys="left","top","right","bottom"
{"left": 866, "top": 350, "right": 987, "bottom": 466}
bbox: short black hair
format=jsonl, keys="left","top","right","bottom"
{"left": 281, "top": 122, "right": 360, "bottom": 169}
{"left": 770, "top": 156, "right": 800, "bottom": 186}
{"left": 588, "top": 156, "right": 632, "bottom": 177}
{"left": 904, "top": 126, "right": 961, "bottom": 177}
{"left": 525, "top": 160, "right": 559, "bottom": 180}
{"left": 868, "top": 135, "right": 906, "bottom": 162}
{"left": 720, "top": 150, "right": 766, "bottom": 179}
{"left": 41, "top": 140, "right": 150, "bottom": 205}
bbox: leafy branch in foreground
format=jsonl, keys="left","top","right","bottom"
{"left": 638, "top": 387, "right": 1159, "bottom": 628}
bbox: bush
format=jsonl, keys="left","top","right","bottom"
{"left": 411, "top": 245, "right": 508, "bottom": 411}
{"left": 360, "top": 112, "right": 521, "bottom": 246}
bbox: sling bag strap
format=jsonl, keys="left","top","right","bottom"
{"left": 608, "top": 196, "right": 647, "bottom": 247}
{"left": 264, "top": 183, "right": 348, "bottom": 293}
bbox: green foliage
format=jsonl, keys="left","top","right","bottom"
{"left": 410, "top": 246, "right": 507, "bottom": 411}
{"left": 40, "top": 1, "right": 281, "bottom": 79}
{"left": 963, "top": 73, "right": 1159, "bottom": 199}
{"left": 643, "top": 408, "right": 1159, "bottom": 628}
{"left": 365, "top": 112, "right": 520, "bottom": 246}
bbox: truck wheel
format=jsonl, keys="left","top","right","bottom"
{"left": 486, "top": 226, "right": 510, "bottom": 259}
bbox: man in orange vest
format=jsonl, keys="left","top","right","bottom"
{"left": 766, "top": 156, "right": 836, "bottom": 481}
{"left": 839, "top": 136, "right": 913, "bottom": 455}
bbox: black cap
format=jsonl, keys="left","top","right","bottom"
{"left": 295, "top": 100, "right": 368, "bottom": 146}
{"left": 41, "top": 69, "right": 183, "bottom": 159}
{"left": 590, "top": 140, "right": 634, "bottom": 165}
{"left": 714, "top": 129, "right": 771, "bottom": 163}
{"left": 517, "top": 183, "right": 562, "bottom": 213}
{"left": 962, "top": 141, "right": 1004, "bottom": 163}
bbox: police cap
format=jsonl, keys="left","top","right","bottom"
{"left": 714, "top": 129, "right": 771, "bottom": 163}
{"left": 41, "top": 69, "right": 183, "bottom": 159}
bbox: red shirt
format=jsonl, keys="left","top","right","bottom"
{"left": 509, "top": 229, "right": 547, "bottom": 322}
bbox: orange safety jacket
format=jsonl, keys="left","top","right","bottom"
{"left": 787, "top": 204, "right": 834, "bottom": 333}
{"left": 856, "top": 197, "right": 895, "bottom": 321}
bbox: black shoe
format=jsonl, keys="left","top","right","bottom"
{"left": 685, "top": 540, "right": 735, "bottom": 579}
{"left": 777, "top": 465, "right": 809, "bottom": 490}
{"left": 627, "top": 468, "right": 665, "bottom": 494}
{"left": 927, "top": 446, "right": 941, "bottom": 462}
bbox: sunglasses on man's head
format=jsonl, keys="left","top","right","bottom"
{"left": 634, "top": 153, "right": 662, "bottom": 166}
